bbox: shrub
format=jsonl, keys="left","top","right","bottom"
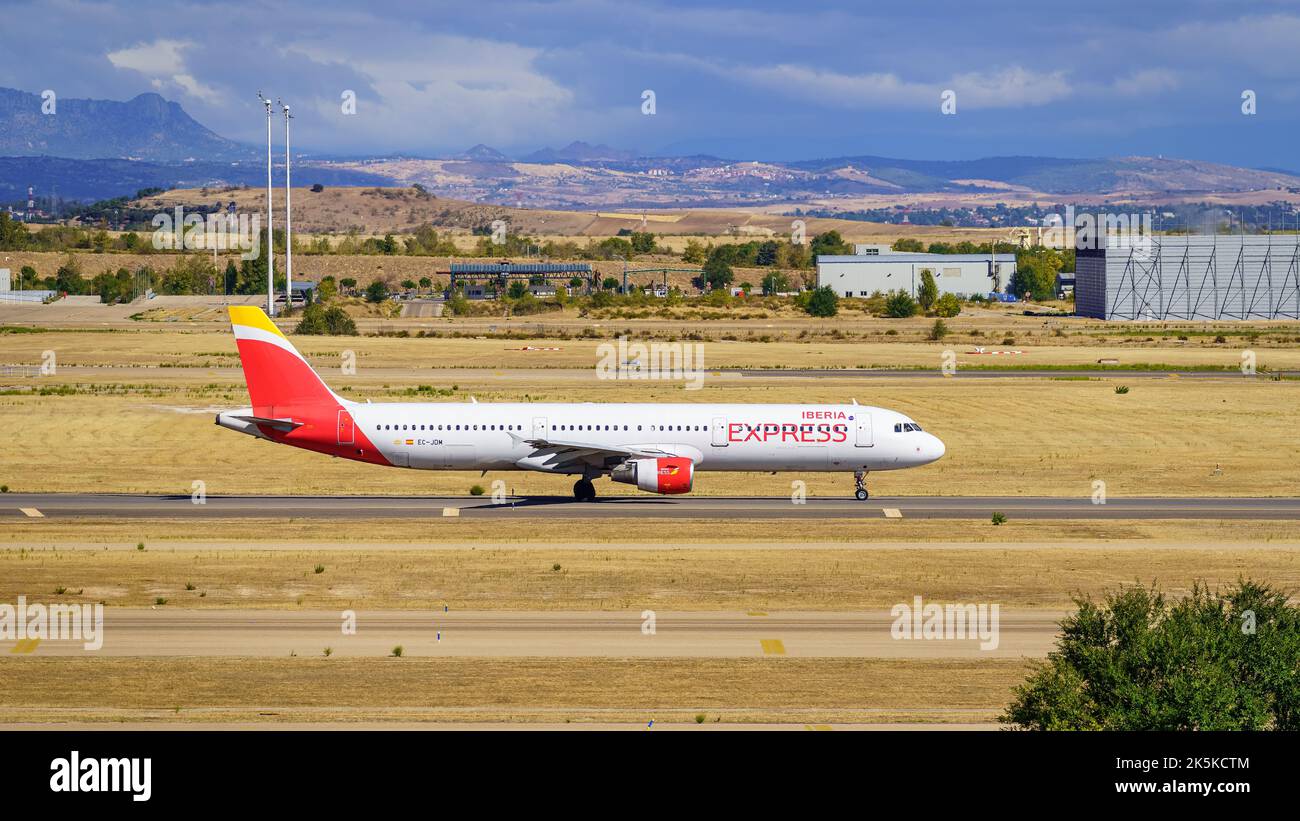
{"left": 391, "top": 645, "right": 403, "bottom": 658}
{"left": 1001, "top": 580, "right": 1300, "bottom": 730}
{"left": 934, "top": 292, "right": 961, "bottom": 318}
{"left": 927, "top": 319, "right": 949, "bottom": 341}
{"left": 1114, "top": 385, "right": 1130, "bottom": 394}
{"left": 991, "top": 512, "right": 1007, "bottom": 525}
{"left": 804, "top": 286, "right": 839, "bottom": 318}
{"left": 469, "top": 484, "right": 485, "bottom": 496}
{"left": 314, "top": 564, "right": 325, "bottom": 574}
{"left": 294, "top": 303, "right": 357, "bottom": 335}
{"left": 884, "top": 291, "right": 918, "bottom": 318}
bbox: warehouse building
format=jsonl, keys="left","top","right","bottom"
{"left": 1075, "top": 235, "right": 1300, "bottom": 320}
{"left": 817, "top": 252, "right": 1016, "bottom": 298}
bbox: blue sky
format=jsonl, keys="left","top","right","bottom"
{"left": 3, "top": 0, "right": 1300, "bottom": 166}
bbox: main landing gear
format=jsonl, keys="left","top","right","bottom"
{"left": 573, "top": 478, "right": 597, "bottom": 502}
{"left": 854, "top": 470, "right": 870, "bottom": 501}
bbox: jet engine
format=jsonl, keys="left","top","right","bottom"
{"left": 611, "top": 457, "right": 694, "bottom": 494}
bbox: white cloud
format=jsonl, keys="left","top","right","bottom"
{"left": 730, "top": 62, "right": 1072, "bottom": 110}
{"left": 282, "top": 32, "right": 584, "bottom": 150}
{"left": 106, "top": 39, "right": 221, "bottom": 103}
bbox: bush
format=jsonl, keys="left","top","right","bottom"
{"left": 391, "top": 645, "right": 403, "bottom": 658}
{"left": 1114, "top": 385, "right": 1130, "bottom": 394}
{"left": 934, "top": 292, "right": 961, "bottom": 318}
{"left": 314, "top": 564, "right": 325, "bottom": 574}
{"left": 884, "top": 291, "right": 918, "bottom": 318}
{"left": 991, "top": 511, "right": 1007, "bottom": 525}
{"left": 294, "top": 303, "right": 357, "bottom": 335}
{"left": 469, "top": 484, "right": 485, "bottom": 496}
{"left": 927, "top": 319, "right": 949, "bottom": 341}
{"left": 804, "top": 286, "right": 839, "bottom": 318}
{"left": 1001, "top": 579, "right": 1300, "bottom": 730}
{"left": 364, "top": 280, "right": 389, "bottom": 303}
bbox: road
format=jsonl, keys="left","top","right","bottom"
{"left": 6, "top": 493, "right": 1300, "bottom": 520}
{"left": 1, "top": 609, "right": 1061, "bottom": 659}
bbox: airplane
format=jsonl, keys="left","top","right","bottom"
{"left": 216, "top": 306, "right": 944, "bottom": 501}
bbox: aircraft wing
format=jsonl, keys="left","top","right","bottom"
{"left": 508, "top": 431, "right": 684, "bottom": 472}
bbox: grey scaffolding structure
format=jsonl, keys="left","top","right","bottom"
{"left": 1085, "top": 234, "right": 1300, "bottom": 320}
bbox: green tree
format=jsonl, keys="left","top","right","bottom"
{"left": 934, "top": 292, "right": 962, "bottom": 318}
{"left": 681, "top": 239, "right": 707, "bottom": 264}
{"left": 891, "top": 238, "right": 925, "bottom": 252}
{"left": 702, "top": 253, "right": 733, "bottom": 290}
{"left": 1002, "top": 579, "right": 1300, "bottom": 730}
{"left": 804, "top": 286, "right": 839, "bottom": 317}
{"left": 760, "top": 271, "right": 791, "bottom": 295}
{"left": 507, "top": 280, "right": 529, "bottom": 299}
{"left": 365, "top": 280, "right": 389, "bottom": 303}
{"left": 884, "top": 290, "right": 918, "bottom": 318}
{"left": 809, "top": 230, "right": 851, "bottom": 257}
{"left": 917, "top": 269, "right": 938, "bottom": 312}
{"left": 294, "top": 303, "right": 357, "bottom": 335}
{"left": 629, "top": 232, "right": 657, "bottom": 255}
{"left": 317, "top": 275, "right": 338, "bottom": 302}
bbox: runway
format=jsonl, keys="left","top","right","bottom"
{"left": 0, "top": 609, "right": 1061, "bottom": 659}
{"left": 6, "top": 493, "right": 1300, "bottom": 520}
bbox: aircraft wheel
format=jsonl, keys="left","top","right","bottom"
{"left": 855, "top": 488, "right": 870, "bottom": 501}
{"left": 574, "top": 479, "right": 596, "bottom": 502}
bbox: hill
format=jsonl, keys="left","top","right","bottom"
{"left": 0, "top": 87, "right": 251, "bottom": 161}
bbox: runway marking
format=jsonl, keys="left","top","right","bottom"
{"left": 10, "top": 638, "right": 40, "bottom": 654}
{"left": 441, "top": 507, "right": 460, "bottom": 518}
{"left": 747, "top": 611, "right": 769, "bottom": 617}
{"left": 19, "top": 508, "right": 43, "bottom": 518}
{"left": 760, "top": 639, "right": 786, "bottom": 655}
{"left": 805, "top": 724, "right": 833, "bottom": 731}
{"left": 883, "top": 508, "right": 903, "bottom": 519}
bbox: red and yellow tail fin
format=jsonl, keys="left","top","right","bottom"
{"left": 228, "top": 306, "right": 343, "bottom": 412}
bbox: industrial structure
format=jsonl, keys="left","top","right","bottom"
{"left": 1075, "top": 234, "right": 1300, "bottom": 320}
{"left": 817, "top": 249, "right": 1015, "bottom": 298}
{"left": 449, "top": 261, "right": 595, "bottom": 294}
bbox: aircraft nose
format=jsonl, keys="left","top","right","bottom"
{"left": 925, "top": 433, "right": 945, "bottom": 463}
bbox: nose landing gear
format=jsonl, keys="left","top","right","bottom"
{"left": 854, "top": 470, "right": 869, "bottom": 501}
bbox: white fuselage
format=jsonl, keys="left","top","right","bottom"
{"left": 349, "top": 401, "right": 944, "bottom": 474}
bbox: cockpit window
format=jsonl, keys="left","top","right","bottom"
{"left": 894, "top": 423, "right": 903, "bottom": 433}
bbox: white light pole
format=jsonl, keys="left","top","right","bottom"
{"left": 258, "top": 92, "right": 275, "bottom": 316}
{"left": 280, "top": 99, "right": 293, "bottom": 313}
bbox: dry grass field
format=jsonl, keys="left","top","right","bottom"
{"left": 0, "top": 656, "right": 1027, "bottom": 725}
{"left": 2, "top": 540, "right": 1297, "bottom": 611}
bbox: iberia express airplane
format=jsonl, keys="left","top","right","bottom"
{"left": 216, "top": 306, "right": 944, "bottom": 500}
